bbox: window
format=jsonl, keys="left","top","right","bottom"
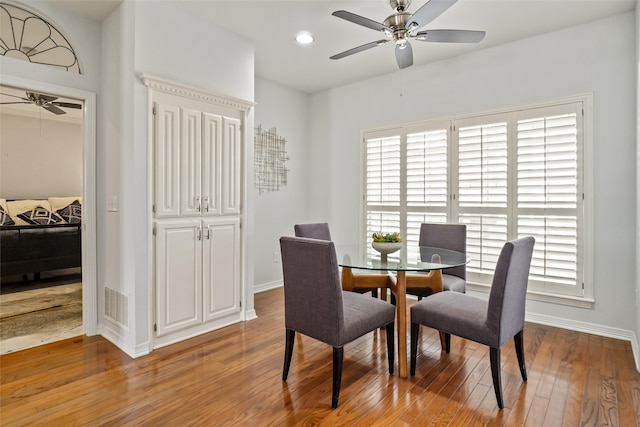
{"left": 362, "top": 97, "right": 589, "bottom": 300}
{"left": 0, "top": 3, "right": 81, "bottom": 73}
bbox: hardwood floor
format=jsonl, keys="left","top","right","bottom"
{"left": 1, "top": 288, "right": 639, "bottom": 426}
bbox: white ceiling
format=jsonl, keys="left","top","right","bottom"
{"left": 55, "top": 0, "right": 636, "bottom": 94}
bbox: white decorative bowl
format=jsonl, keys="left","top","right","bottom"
{"left": 372, "top": 241, "right": 403, "bottom": 255}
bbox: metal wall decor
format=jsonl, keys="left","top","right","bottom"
{"left": 0, "top": 3, "right": 81, "bottom": 73}
{"left": 254, "top": 125, "right": 290, "bottom": 194}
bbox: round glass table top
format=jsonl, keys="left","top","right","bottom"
{"left": 336, "top": 245, "right": 469, "bottom": 272}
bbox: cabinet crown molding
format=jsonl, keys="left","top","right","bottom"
{"left": 139, "top": 73, "right": 256, "bottom": 112}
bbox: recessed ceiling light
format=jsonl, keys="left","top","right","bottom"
{"left": 295, "top": 32, "right": 314, "bottom": 45}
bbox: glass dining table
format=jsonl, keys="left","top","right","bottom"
{"left": 336, "top": 245, "right": 469, "bottom": 378}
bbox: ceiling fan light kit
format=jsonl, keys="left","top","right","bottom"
{"left": 331, "top": 0, "right": 485, "bottom": 69}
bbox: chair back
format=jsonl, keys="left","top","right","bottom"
{"left": 419, "top": 223, "right": 466, "bottom": 280}
{"left": 294, "top": 223, "right": 332, "bottom": 240}
{"left": 487, "top": 236, "right": 535, "bottom": 346}
{"left": 280, "top": 236, "right": 344, "bottom": 347}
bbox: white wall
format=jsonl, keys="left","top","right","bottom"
{"left": 99, "top": 0, "right": 256, "bottom": 355}
{"left": 253, "top": 78, "right": 310, "bottom": 290}
{"left": 309, "top": 12, "right": 637, "bottom": 337}
{"left": 635, "top": 0, "right": 640, "bottom": 370}
{"left": 99, "top": 0, "right": 136, "bottom": 352}
{"left": 0, "top": 113, "right": 82, "bottom": 199}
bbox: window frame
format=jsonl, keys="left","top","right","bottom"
{"left": 360, "top": 94, "right": 594, "bottom": 308}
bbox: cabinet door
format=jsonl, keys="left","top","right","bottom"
{"left": 202, "top": 217, "right": 240, "bottom": 322}
{"left": 202, "top": 112, "right": 222, "bottom": 216}
{"left": 155, "top": 219, "right": 203, "bottom": 337}
{"left": 180, "top": 108, "right": 202, "bottom": 217}
{"left": 154, "top": 102, "right": 181, "bottom": 218}
{"left": 222, "top": 117, "right": 242, "bottom": 215}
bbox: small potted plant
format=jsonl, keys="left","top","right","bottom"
{"left": 371, "top": 232, "right": 403, "bottom": 254}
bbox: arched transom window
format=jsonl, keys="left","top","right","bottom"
{"left": 0, "top": 3, "right": 81, "bottom": 73}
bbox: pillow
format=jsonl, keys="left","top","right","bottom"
{"left": 6, "top": 200, "right": 64, "bottom": 226}
{"left": 0, "top": 199, "right": 15, "bottom": 226}
{"left": 49, "top": 197, "right": 82, "bottom": 224}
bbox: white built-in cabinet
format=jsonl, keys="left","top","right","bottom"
{"left": 143, "top": 75, "right": 253, "bottom": 349}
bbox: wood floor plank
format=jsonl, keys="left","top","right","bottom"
{"left": 1, "top": 288, "right": 639, "bottom": 426}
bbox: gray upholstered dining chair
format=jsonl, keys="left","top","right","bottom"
{"left": 410, "top": 236, "right": 535, "bottom": 410}
{"left": 280, "top": 236, "right": 396, "bottom": 409}
{"left": 405, "top": 223, "right": 467, "bottom": 299}
{"left": 294, "top": 222, "right": 382, "bottom": 298}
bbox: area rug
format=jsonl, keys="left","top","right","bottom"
{"left": 0, "top": 283, "right": 83, "bottom": 355}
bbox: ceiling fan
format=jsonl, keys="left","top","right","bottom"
{"left": 0, "top": 91, "right": 82, "bottom": 115}
{"left": 330, "top": 0, "right": 485, "bottom": 69}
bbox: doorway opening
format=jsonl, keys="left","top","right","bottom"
{"left": 0, "top": 78, "right": 97, "bottom": 354}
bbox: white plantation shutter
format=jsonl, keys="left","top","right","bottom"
{"left": 366, "top": 135, "right": 401, "bottom": 206}
{"left": 456, "top": 117, "right": 509, "bottom": 279}
{"left": 364, "top": 132, "right": 402, "bottom": 260}
{"left": 514, "top": 104, "right": 582, "bottom": 295}
{"left": 406, "top": 130, "right": 448, "bottom": 207}
{"left": 361, "top": 97, "right": 587, "bottom": 298}
{"left": 404, "top": 125, "right": 449, "bottom": 263}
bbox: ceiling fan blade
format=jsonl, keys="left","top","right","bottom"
{"left": 0, "top": 102, "right": 32, "bottom": 105}
{"left": 415, "top": 29, "right": 486, "bottom": 43}
{"left": 395, "top": 42, "right": 414, "bottom": 69}
{"left": 0, "top": 92, "right": 30, "bottom": 102}
{"left": 27, "top": 91, "right": 58, "bottom": 103}
{"left": 330, "top": 39, "right": 389, "bottom": 60}
{"left": 406, "top": 0, "right": 458, "bottom": 31}
{"left": 43, "top": 104, "right": 66, "bottom": 115}
{"left": 332, "top": 10, "right": 391, "bottom": 32}
{"left": 52, "top": 101, "right": 82, "bottom": 109}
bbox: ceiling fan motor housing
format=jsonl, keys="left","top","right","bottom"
{"left": 383, "top": 12, "right": 411, "bottom": 42}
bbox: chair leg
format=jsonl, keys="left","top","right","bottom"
{"left": 490, "top": 347, "right": 504, "bottom": 410}
{"left": 444, "top": 332, "right": 451, "bottom": 353}
{"left": 410, "top": 322, "right": 419, "bottom": 376}
{"left": 282, "top": 329, "right": 295, "bottom": 381}
{"left": 514, "top": 329, "right": 527, "bottom": 381}
{"left": 372, "top": 288, "right": 378, "bottom": 298}
{"left": 386, "top": 322, "right": 395, "bottom": 375}
{"left": 332, "top": 347, "right": 344, "bottom": 409}
{"left": 438, "top": 331, "right": 451, "bottom": 352}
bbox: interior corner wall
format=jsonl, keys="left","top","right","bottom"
{"left": 253, "top": 78, "right": 309, "bottom": 290}
{"left": 309, "top": 12, "right": 637, "bottom": 336}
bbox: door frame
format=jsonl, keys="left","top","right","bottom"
{"left": 1, "top": 75, "right": 98, "bottom": 335}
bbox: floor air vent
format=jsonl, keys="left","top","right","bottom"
{"left": 105, "top": 286, "right": 129, "bottom": 328}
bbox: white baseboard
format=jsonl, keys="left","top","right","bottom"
{"left": 99, "top": 322, "right": 149, "bottom": 359}
{"left": 244, "top": 309, "right": 258, "bottom": 321}
{"left": 254, "top": 280, "right": 282, "bottom": 293}
{"left": 526, "top": 312, "right": 640, "bottom": 372}
{"left": 632, "top": 333, "right": 640, "bottom": 372}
